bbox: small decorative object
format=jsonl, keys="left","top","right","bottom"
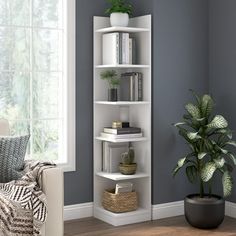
{"left": 105, "top": 0, "right": 132, "bottom": 27}
{"left": 112, "top": 121, "right": 122, "bottom": 129}
{"left": 100, "top": 70, "right": 120, "bottom": 101}
{"left": 119, "top": 144, "right": 137, "bottom": 175}
{"left": 173, "top": 90, "right": 236, "bottom": 229}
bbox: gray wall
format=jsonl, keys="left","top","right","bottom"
{"left": 209, "top": 0, "right": 236, "bottom": 202}
{"left": 64, "top": 0, "right": 209, "bottom": 205}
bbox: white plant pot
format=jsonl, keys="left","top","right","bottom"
{"left": 110, "top": 13, "right": 129, "bottom": 27}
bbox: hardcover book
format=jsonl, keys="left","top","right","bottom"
{"left": 103, "top": 127, "right": 141, "bottom": 134}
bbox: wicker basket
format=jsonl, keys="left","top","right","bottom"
{"left": 102, "top": 189, "right": 138, "bottom": 213}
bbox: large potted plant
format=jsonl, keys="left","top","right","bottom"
{"left": 105, "top": 0, "right": 132, "bottom": 27}
{"left": 173, "top": 91, "right": 236, "bottom": 229}
{"left": 100, "top": 70, "right": 120, "bottom": 101}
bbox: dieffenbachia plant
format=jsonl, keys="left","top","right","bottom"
{"left": 173, "top": 91, "right": 236, "bottom": 198}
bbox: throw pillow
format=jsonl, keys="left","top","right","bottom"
{"left": 0, "top": 135, "right": 30, "bottom": 183}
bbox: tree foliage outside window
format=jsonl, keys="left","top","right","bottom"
{"left": 0, "top": 0, "right": 66, "bottom": 162}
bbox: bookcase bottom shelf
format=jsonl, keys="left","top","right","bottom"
{"left": 94, "top": 206, "right": 151, "bottom": 226}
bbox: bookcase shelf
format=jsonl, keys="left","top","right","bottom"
{"left": 96, "top": 172, "right": 149, "bottom": 181}
{"left": 95, "top": 136, "right": 148, "bottom": 143}
{"left": 95, "top": 101, "right": 150, "bottom": 105}
{"left": 96, "top": 26, "right": 150, "bottom": 33}
{"left": 93, "top": 15, "right": 152, "bottom": 226}
{"left": 95, "top": 64, "right": 150, "bottom": 69}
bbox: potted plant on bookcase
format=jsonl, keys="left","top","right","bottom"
{"left": 100, "top": 70, "right": 120, "bottom": 101}
{"left": 173, "top": 91, "right": 236, "bottom": 229}
{"left": 105, "top": 0, "right": 132, "bottom": 27}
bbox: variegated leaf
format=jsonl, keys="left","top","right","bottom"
{"left": 214, "top": 157, "right": 225, "bottom": 168}
{"left": 228, "top": 153, "right": 236, "bottom": 166}
{"left": 174, "top": 122, "right": 186, "bottom": 127}
{"left": 186, "top": 165, "right": 198, "bottom": 183}
{"left": 225, "top": 141, "right": 236, "bottom": 148}
{"left": 198, "top": 152, "right": 207, "bottom": 160}
{"left": 207, "top": 115, "right": 228, "bottom": 129}
{"left": 201, "top": 94, "right": 214, "bottom": 117}
{"left": 187, "top": 132, "right": 201, "bottom": 140}
{"left": 222, "top": 171, "right": 233, "bottom": 197}
{"left": 185, "top": 103, "right": 201, "bottom": 119}
{"left": 201, "top": 162, "right": 216, "bottom": 182}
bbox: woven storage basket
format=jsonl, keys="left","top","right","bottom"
{"left": 102, "top": 189, "right": 138, "bottom": 213}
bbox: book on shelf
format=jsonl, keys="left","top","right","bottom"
{"left": 120, "top": 72, "right": 143, "bottom": 101}
{"left": 104, "top": 127, "right": 141, "bottom": 135}
{"left": 102, "top": 142, "right": 128, "bottom": 173}
{"left": 101, "top": 132, "right": 143, "bottom": 139}
{"left": 102, "top": 32, "right": 135, "bottom": 65}
{"left": 129, "top": 38, "right": 136, "bottom": 64}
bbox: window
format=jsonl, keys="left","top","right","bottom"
{"left": 0, "top": 0, "right": 76, "bottom": 171}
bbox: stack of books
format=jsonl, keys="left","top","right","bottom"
{"left": 101, "top": 127, "right": 142, "bottom": 140}
{"left": 102, "top": 32, "right": 136, "bottom": 65}
{"left": 120, "top": 72, "right": 143, "bottom": 101}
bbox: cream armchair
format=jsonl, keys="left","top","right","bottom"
{"left": 0, "top": 119, "right": 64, "bottom": 236}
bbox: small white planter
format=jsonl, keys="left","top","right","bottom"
{"left": 110, "top": 13, "right": 129, "bottom": 27}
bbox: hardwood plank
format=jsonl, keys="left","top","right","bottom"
{"left": 64, "top": 216, "right": 236, "bottom": 236}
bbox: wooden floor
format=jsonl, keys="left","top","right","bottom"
{"left": 64, "top": 216, "right": 236, "bottom": 236}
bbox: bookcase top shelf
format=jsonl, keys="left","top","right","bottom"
{"left": 96, "top": 26, "right": 150, "bottom": 33}
{"left": 96, "top": 172, "right": 150, "bottom": 181}
{"left": 95, "top": 136, "right": 148, "bottom": 143}
{"left": 95, "top": 64, "right": 150, "bottom": 69}
{"left": 95, "top": 101, "right": 150, "bottom": 105}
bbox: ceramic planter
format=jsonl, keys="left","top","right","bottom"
{"left": 110, "top": 13, "right": 129, "bottom": 27}
{"left": 184, "top": 194, "right": 225, "bottom": 229}
{"left": 108, "top": 88, "right": 118, "bottom": 101}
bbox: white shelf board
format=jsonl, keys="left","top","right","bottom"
{"left": 94, "top": 206, "right": 151, "bottom": 226}
{"left": 95, "top": 64, "right": 150, "bottom": 69}
{"left": 95, "top": 136, "right": 148, "bottom": 143}
{"left": 96, "top": 172, "right": 150, "bottom": 181}
{"left": 96, "top": 26, "right": 150, "bottom": 33}
{"left": 95, "top": 101, "right": 150, "bottom": 105}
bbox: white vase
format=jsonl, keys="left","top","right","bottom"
{"left": 110, "top": 13, "right": 129, "bottom": 27}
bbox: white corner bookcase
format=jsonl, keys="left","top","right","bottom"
{"left": 93, "top": 15, "right": 152, "bottom": 226}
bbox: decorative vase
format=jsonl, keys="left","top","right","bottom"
{"left": 108, "top": 88, "right": 118, "bottom": 101}
{"left": 110, "top": 13, "right": 129, "bottom": 27}
{"left": 119, "top": 163, "right": 137, "bottom": 175}
{"left": 185, "top": 194, "right": 225, "bottom": 229}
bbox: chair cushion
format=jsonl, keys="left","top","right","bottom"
{"left": 0, "top": 135, "right": 30, "bottom": 183}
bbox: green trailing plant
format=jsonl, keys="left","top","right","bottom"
{"left": 100, "top": 70, "right": 120, "bottom": 89}
{"left": 173, "top": 90, "right": 236, "bottom": 198}
{"left": 105, "top": 0, "right": 132, "bottom": 15}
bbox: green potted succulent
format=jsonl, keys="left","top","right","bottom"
{"left": 119, "top": 145, "right": 137, "bottom": 175}
{"left": 105, "top": 0, "right": 133, "bottom": 27}
{"left": 173, "top": 91, "right": 236, "bottom": 229}
{"left": 100, "top": 70, "right": 120, "bottom": 101}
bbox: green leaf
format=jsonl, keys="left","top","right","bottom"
{"left": 198, "top": 152, "right": 207, "bottom": 160}
{"left": 173, "top": 122, "right": 186, "bottom": 127}
{"left": 216, "top": 129, "right": 233, "bottom": 139}
{"left": 201, "top": 94, "right": 214, "bottom": 117}
{"left": 173, "top": 157, "right": 186, "bottom": 177}
{"left": 189, "top": 89, "right": 201, "bottom": 104}
{"left": 185, "top": 103, "right": 201, "bottom": 119}
{"left": 187, "top": 132, "right": 201, "bottom": 140}
{"left": 227, "top": 153, "right": 236, "bottom": 166}
{"left": 186, "top": 165, "right": 198, "bottom": 183}
{"left": 201, "top": 162, "right": 217, "bottom": 182}
{"left": 222, "top": 171, "right": 233, "bottom": 197}
{"left": 214, "top": 157, "right": 225, "bottom": 168}
{"left": 207, "top": 115, "right": 228, "bottom": 129}
{"left": 225, "top": 141, "right": 236, "bottom": 148}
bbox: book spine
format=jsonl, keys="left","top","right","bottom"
{"left": 126, "top": 33, "right": 129, "bottom": 64}
{"left": 134, "top": 73, "right": 139, "bottom": 101}
{"left": 129, "top": 38, "right": 132, "bottom": 64}
{"left": 129, "top": 75, "right": 135, "bottom": 101}
{"left": 116, "top": 33, "right": 119, "bottom": 64}
{"left": 119, "top": 33, "right": 122, "bottom": 64}
{"left": 138, "top": 73, "right": 143, "bottom": 101}
{"left": 122, "top": 33, "right": 126, "bottom": 64}
{"left": 104, "top": 128, "right": 141, "bottom": 134}
{"left": 132, "top": 38, "right": 136, "bottom": 64}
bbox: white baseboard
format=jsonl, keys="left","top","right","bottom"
{"left": 63, "top": 200, "right": 236, "bottom": 222}
{"left": 64, "top": 202, "right": 93, "bottom": 221}
{"left": 152, "top": 200, "right": 184, "bottom": 220}
{"left": 225, "top": 201, "right": 236, "bottom": 218}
